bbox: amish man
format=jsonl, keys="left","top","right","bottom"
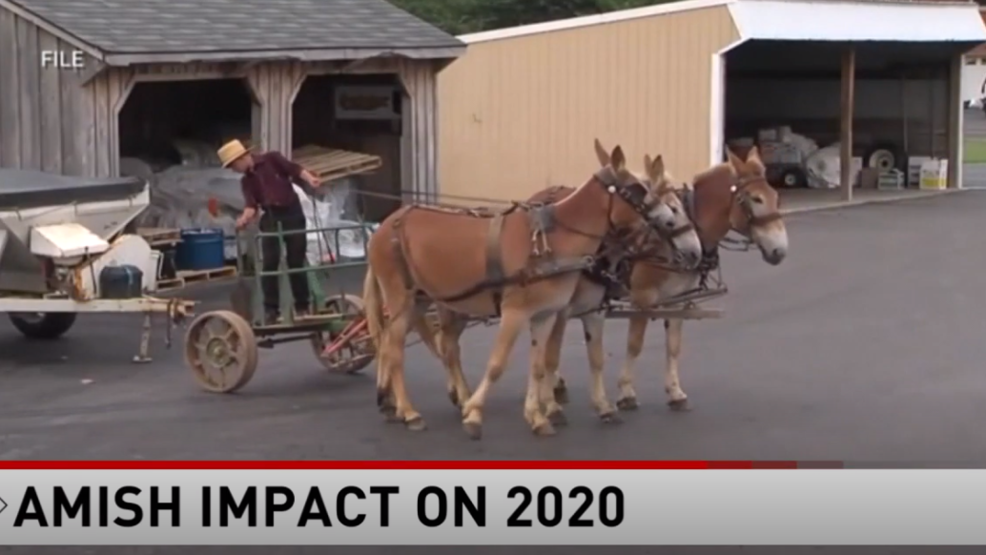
{"left": 218, "top": 139, "right": 322, "bottom": 323}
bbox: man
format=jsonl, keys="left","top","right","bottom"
{"left": 217, "top": 139, "right": 322, "bottom": 323}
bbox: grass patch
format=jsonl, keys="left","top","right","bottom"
{"left": 965, "top": 138, "right": 986, "bottom": 164}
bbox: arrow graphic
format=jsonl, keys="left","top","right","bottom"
{"left": 0, "top": 496, "right": 7, "bottom": 515}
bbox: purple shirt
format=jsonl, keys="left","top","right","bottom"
{"left": 240, "top": 151, "right": 304, "bottom": 209}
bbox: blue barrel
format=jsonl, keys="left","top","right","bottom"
{"left": 175, "top": 228, "right": 225, "bottom": 271}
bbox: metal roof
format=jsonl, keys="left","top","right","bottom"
{"left": 459, "top": 0, "right": 986, "bottom": 44}
{"left": 1, "top": 0, "right": 464, "bottom": 65}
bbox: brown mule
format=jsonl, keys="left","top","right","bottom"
{"left": 551, "top": 146, "right": 789, "bottom": 412}
{"left": 426, "top": 147, "right": 704, "bottom": 428}
{"left": 362, "top": 141, "right": 679, "bottom": 439}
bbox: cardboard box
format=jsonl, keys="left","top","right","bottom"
{"left": 919, "top": 159, "right": 948, "bottom": 190}
{"left": 907, "top": 156, "right": 932, "bottom": 187}
{"left": 757, "top": 128, "right": 777, "bottom": 142}
{"left": 858, "top": 167, "right": 880, "bottom": 189}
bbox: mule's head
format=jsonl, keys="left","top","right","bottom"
{"left": 592, "top": 139, "right": 676, "bottom": 234}
{"left": 641, "top": 154, "right": 702, "bottom": 269}
{"left": 725, "top": 147, "right": 788, "bottom": 265}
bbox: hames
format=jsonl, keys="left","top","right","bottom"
{"left": 13, "top": 486, "right": 180, "bottom": 527}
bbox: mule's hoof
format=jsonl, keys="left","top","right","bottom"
{"left": 553, "top": 386, "right": 570, "bottom": 405}
{"left": 533, "top": 422, "right": 557, "bottom": 437}
{"left": 447, "top": 390, "right": 460, "bottom": 408}
{"left": 375, "top": 389, "right": 389, "bottom": 408}
{"left": 384, "top": 411, "right": 403, "bottom": 424}
{"left": 668, "top": 398, "right": 691, "bottom": 412}
{"left": 547, "top": 410, "right": 568, "bottom": 427}
{"left": 616, "top": 397, "right": 639, "bottom": 411}
{"left": 405, "top": 416, "right": 428, "bottom": 432}
{"left": 599, "top": 411, "right": 623, "bottom": 425}
{"left": 463, "top": 422, "right": 483, "bottom": 440}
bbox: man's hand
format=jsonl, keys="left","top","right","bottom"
{"left": 301, "top": 169, "right": 322, "bottom": 188}
{"left": 236, "top": 208, "right": 257, "bottom": 230}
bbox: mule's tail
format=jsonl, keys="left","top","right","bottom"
{"left": 362, "top": 264, "right": 386, "bottom": 349}
{"left": 362, "top": 262, "right": 442, "bottom": 361}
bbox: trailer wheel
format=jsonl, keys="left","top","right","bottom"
{"left": 9, "top": 312, "right": 78, "bottom": 340}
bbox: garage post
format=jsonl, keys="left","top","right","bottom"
{"left": 840, "top": 45, "right": 856, "bottom": 202}
{"left": 947, "top": 53, "right": 964, "bottom": 189}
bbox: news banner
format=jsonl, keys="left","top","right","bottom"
{"left": 0, "top": 460, "right": 984, "bottom": 545}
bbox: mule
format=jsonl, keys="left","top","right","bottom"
{"left": 427, "top": 145, "right": 703, "bottom": 427}
{"left": 362, "top": 141, "right": 682, "bottom": 439}
{"left": 551, "top": 146, "right": 789, "bottom": 412}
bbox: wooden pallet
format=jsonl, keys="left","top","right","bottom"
{"left": 137, "top": 227, "right": 182, "bottom": 248}
{"left": 157, "top": 266, "right": 237, "bottom": 291}
{"left": 292, "top": 145, "right": 382, "bottom": 182}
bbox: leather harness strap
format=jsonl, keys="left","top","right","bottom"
{"left": 484, "top": 211, "right": 507, "bottom": 316}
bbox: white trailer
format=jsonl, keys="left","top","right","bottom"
{"left": 0, "top": 169, "right": 195, "bottom": 362}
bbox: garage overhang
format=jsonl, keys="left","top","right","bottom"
{"left": 728, "top": 0, "right": 986, "bottom": 45}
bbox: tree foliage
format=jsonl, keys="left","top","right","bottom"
{"left": 391, "top": 0, "right": 670, "bottom": 35}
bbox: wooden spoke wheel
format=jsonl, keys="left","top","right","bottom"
{"left": 184, "top": 310, "right": 258, "bottom": 393}
{"left": 311, "top": 294, "right": 375, "bottom": 374}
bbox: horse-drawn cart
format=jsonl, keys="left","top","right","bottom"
{"left": 0, "top": 169, "right": 196, "bottom": 361}
{"left": 182, "top": 222, "right": 376, "bottom": 393}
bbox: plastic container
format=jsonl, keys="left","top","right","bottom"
{"left": 99, "top": 265, "right": 144, "bottom": 299}
{"left": 175, "top": 228, "right": 225, "bottom": 271}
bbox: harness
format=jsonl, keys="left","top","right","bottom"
{"left": 679, "top": 173, "right": 783, "bottom": 288}
{"left": 388, "top": 167, "right": 660, "bottom": 317}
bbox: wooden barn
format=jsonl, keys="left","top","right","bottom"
{"left": 0, "top": 0, "right": 464, "bottom": 208}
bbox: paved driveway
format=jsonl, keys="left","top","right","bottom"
{"left": 2, "top": 192, "right": 986, "bottom": 462}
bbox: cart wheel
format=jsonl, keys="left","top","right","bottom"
{"left": 311, "top": 294, "right": 375, "bottom": 374}
{"left": 9, "top": 312, "right": 77, "bottom": 339}
{"left": 184, "top": 310, "right": 258, "bottom": 393}
{"left": 779, "top": 168, "right": 807, "bottom": 188}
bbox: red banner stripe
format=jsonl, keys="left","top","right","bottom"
{"left": 0, "top": 461, "right": 816, "bottom": 470}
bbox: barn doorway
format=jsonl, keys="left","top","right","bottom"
{"left": 291, "top": 73, "right": 405, "bottom": 222}
{"left": 118, "top": 78, "right": 256, "bottom": 173}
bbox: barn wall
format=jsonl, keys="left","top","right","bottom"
{"left": 0, "top": 8, "right": 94, "bottom": 176}
{"left": 437, "top": 6, "right": 740, "bottom": 203}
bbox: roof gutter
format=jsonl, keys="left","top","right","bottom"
{"left": 101, "top": 46, "right": 466, "bottom": 67}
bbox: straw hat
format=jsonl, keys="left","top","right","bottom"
{"left": 217, "top": 139, "right": 251, "bottom": 168}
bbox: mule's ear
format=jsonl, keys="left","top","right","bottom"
{"left": 650, "top": 154, "right": 665, "bottom": 182}
{"left": 725, "top": 148, "right": 744, "bottom": 171}
{"left": 610, "top": 145, "right": 626, "bottom": 171}
{"left": 746, "top": 145, "right": 761, "bottom": 163}
{"left": 594, "top": 139, "right": 610, "bottom": 167}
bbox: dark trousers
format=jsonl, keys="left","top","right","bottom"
{"left": 259, "top": 203, "right": 310, "bottom": 313}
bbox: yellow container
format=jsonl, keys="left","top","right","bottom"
{"left": 919, "top": 159, "right": 948, "bottom": 190}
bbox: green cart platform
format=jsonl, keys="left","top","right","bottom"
{"left": 182, "top": 222, "right": 376, "bottom": 393}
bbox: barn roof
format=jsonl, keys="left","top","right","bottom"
{"left": 1, "top": 0, "right": 465, "bottom": 65}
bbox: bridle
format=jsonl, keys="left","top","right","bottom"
{"left": 730, "top": 174, "right": 783, "bottom": 232}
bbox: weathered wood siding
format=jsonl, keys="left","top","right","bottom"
{"left": 0, "top": 8, "right": 94, "bottom": 175}
{"left": 0, "top": 7, "right": 442, "bottom": 197}
{"left": 248, "top": 58, "right": 441, "bottom": 200}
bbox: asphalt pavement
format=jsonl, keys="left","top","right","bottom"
{"left": 3, "top": 191, "right": 986, "bottom": 462}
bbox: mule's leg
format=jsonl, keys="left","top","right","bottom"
{"left": 544, "top": 314, "right": 569, "bottom": 406}
{"left": 617, "top": 313, "right": 649, "bottom": 411}
{"left": 460, "top": 309, "right": 528, "bottom": 440}
{"left": 539, "top": 313, "right": 569, "bottom": 426}
{"left": 664, "top": 318, "right": 689, "bottom": 411}
{"left": 582, "top": 313, "right": 620, "bottom": 423}
{"left": 527, "top": 313, "right": 560, "bottom": 435}
{"left": 384, "top": 303, "right": 427, "bottom": 431}
{"left": 438, "top": 314, "right": 472, "bottom": 408}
